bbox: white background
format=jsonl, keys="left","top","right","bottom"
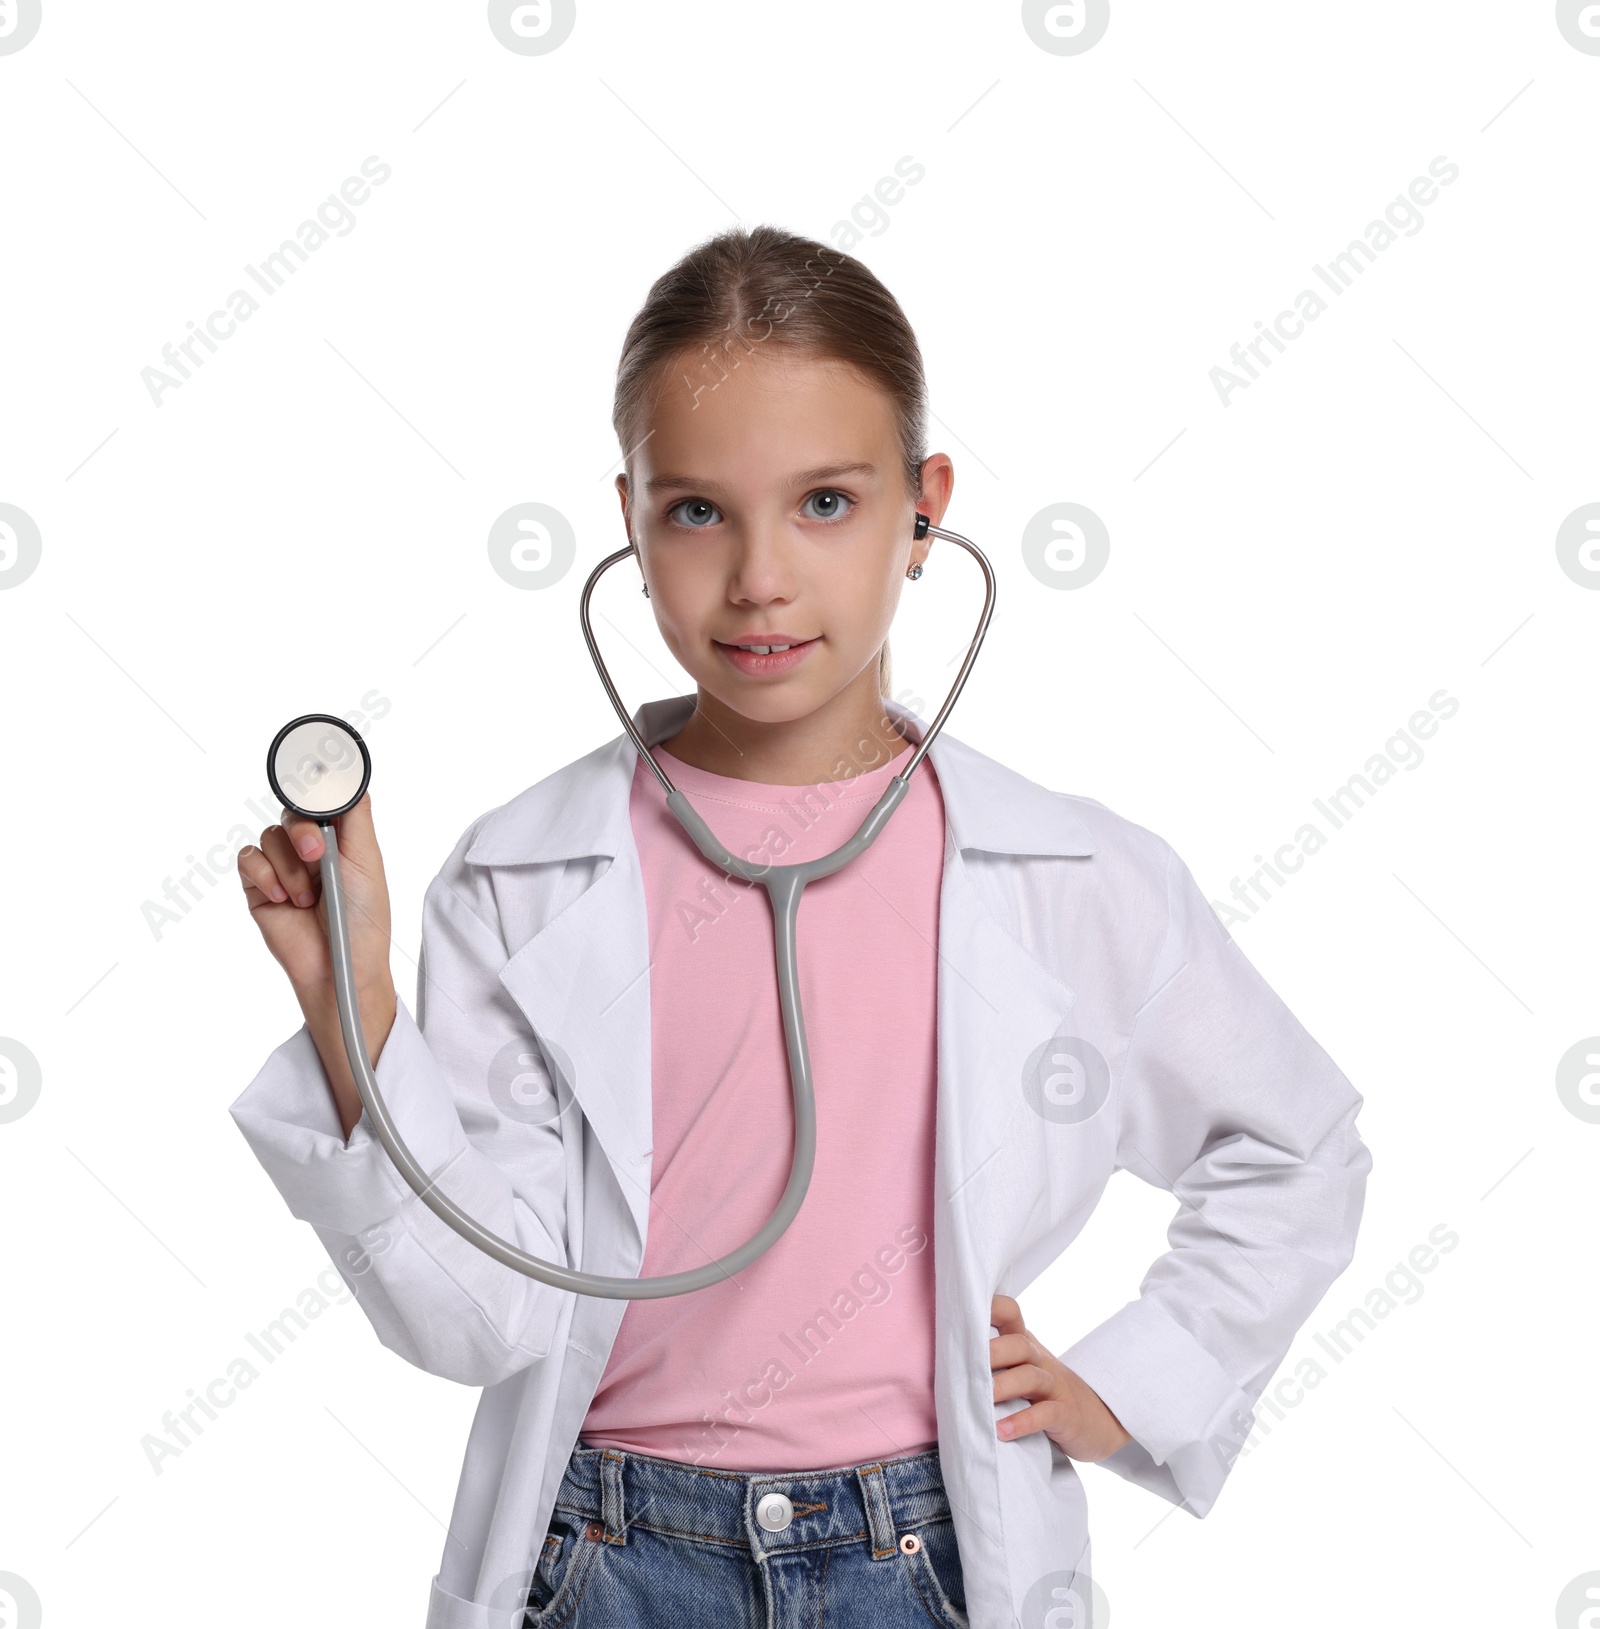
{"left": 1, "top": 2, "right": 1595, "bottom": 1625}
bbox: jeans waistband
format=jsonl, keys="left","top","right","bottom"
{"left": 554, "top": 1441, "right": 951, "bottom": 1559}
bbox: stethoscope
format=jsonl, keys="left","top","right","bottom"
{"left": 265, "top": 513, "right": 994, "bottom": 1300}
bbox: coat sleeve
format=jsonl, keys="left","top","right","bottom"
{"left": 227, "top": 822, "right": 573, "bottom": 1388}
{"left": 1057, "top": 837, "right": 1372, "bottom": 1518}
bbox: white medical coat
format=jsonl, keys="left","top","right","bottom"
{"left": 229, "top": 692, "right": 1372, "bottom": 1629}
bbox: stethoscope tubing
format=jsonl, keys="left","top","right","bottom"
{"left": 320, "top": 520, "right": 994, "bottom": 1298}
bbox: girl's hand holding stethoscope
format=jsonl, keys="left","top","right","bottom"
{"left": 236, "top": 793, "right": 398, "bottom": 1139}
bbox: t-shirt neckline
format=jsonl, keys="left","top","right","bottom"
{"left": 646, "top": 736, "right": 919, "bottom": 808}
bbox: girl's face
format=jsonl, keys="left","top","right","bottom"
{"left": 615, "top": 348, "right": 952, "bottom": 735}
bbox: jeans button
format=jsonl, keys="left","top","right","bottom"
{"left": 756, "top": 1492, "right": 794, "bottom": 1532}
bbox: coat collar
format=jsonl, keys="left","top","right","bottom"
{"left": 464, "top": 692, "right": 1096, "bottom": 865}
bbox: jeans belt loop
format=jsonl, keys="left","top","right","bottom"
{"left": 600, "top": 1450, "right": 628, "bottom": 1545}
{"left": 854, "top": 1462, "right": 899, "bottom": 1560}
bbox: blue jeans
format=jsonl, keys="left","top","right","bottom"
{"left": 522, "top": 1439, "right": 970, "bottom": 1628}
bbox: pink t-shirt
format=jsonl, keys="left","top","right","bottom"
{"left": 578, "top": 733, "right": 946, "bottom": 1471}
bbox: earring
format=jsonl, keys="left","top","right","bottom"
{"left": 907, "top": 563, "right": 924, "bottom": 581}
{"left": 631, "top": 536, "right": 649, "bottom": 597}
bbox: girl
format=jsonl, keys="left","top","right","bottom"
{"left": 232, "top": 226, "right": 1371, "bottom": 1629}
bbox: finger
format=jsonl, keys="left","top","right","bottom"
{"left": 237, "top": 843, "right": 289, "bottom": 904}
{"left": 989, "top": 1294, "right": 1024, "bottom": 1334}
{"left": 992, "top": 1361, "right": 1053, "bottom": 1404}
{"left": 331, "top": 792, "right": 381, "bottom": 873}
{"left": 261, "top": 825, "right": 317, "bottom": 907}
{"left": 280, "top": 809, "right": 326, "bottom": 865}
{"left": 996, "top": 1400, "right": 1054, "bottom": 1440}
{"left": 240, "top": 872, "right": 279, "bottom": 910}
{"left": 988, "top": 1332, "right": 1037, "bottom": 1370}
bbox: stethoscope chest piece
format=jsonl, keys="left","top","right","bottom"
{"left": 267, "top": 713, "right": 371, "bottom": 822}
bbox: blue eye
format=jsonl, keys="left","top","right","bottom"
{"left": 668, "top": 498, "right": 721, "bottom": 529}
{"left": 803, "top": 489, "right": 853, "bottom": 522}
